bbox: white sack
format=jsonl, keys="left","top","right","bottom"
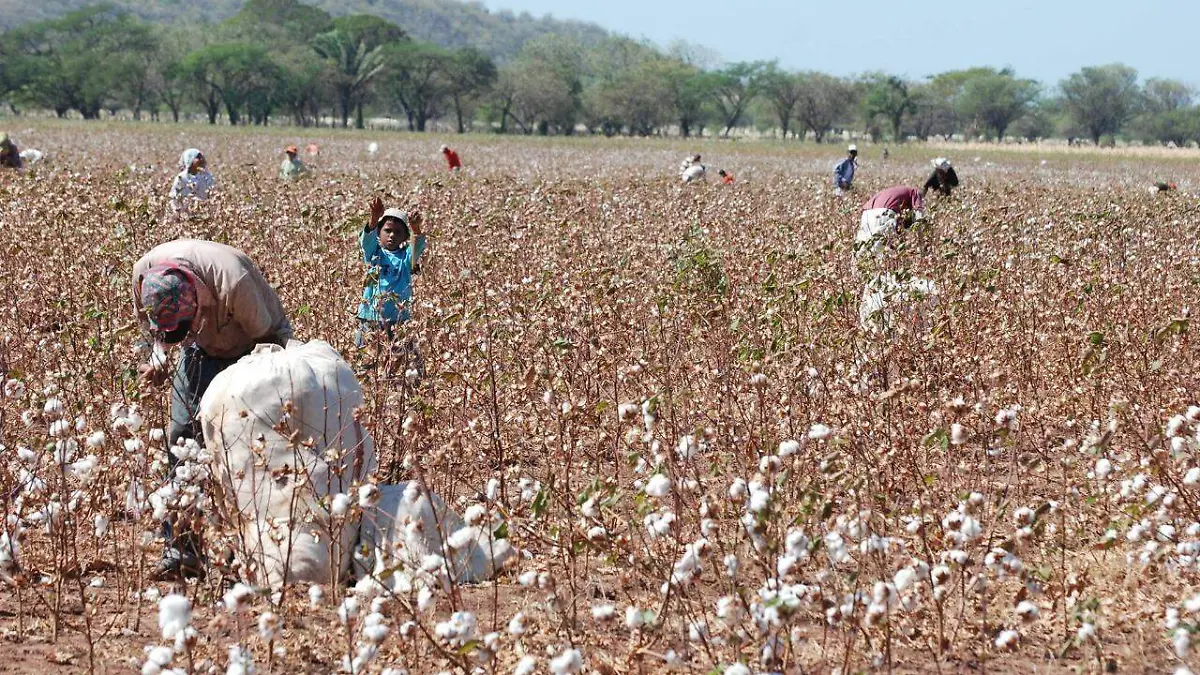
{"left": 859, "top": 273, "right": 938, "bottom": 334}
{"left": 357, "top": 482, "right": 513, "bottom": 585}
{"left": 200, "top": 340, "right": 376, "bottom": 588}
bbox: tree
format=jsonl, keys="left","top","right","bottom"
{"left": 503, "top": 36, "right": 584, "bottom": 135}
{"left": 444, "top": 47, "right": 496, "bottom": 133}
{"left": 794, "top": 72, "right": 855, "bottom": 142}
{"left": 385, "top": 41, "right": 452, "bottom": 132}
{"left": 659, "top": 60, "right": 711, "bottom": 138}
{"left": 5, "top": 4, "right": 158, "bottom": 119}
{"left": 1059, "top": 64, "right": 1141, "bottom": 144}
{"left": 862, "top": 74, "right": 915, "bottom": 142}
{"left": 759, "top": 64, "right": 804, "bottom": 138}
{"left": 710, "top": 61, "right": 766, "bottom": 136}
{"left": 956, "top": 70, "right": 1039, "bottom": 139}
{"left": 181, "top": 43, "right": 280, "bottom": 125}
{"left": 311, "top": 16, "right": 401, "bottom": 128}
{"left": 1142, "top": 78, "right": 1193, "bottom": 114}
{"left": 226, "top": 0, "right": 331, "bottom": 41}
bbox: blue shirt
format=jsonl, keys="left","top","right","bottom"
{"left": 833, "top": 157, "right": 857, "bottom": 188}
{"left": 357, "top": 228, "right": 426, "bottom": 323}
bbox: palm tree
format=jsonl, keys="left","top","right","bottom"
{"left": 311, "top": 29, "right": 388, "bottom": 129}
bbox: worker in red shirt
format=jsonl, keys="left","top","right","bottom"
{"left": 718, "top": 169, "right": 735, "bottom": 184}
{"left": 441, "top": 145, "right": 462, "bottom": 172}
{"left": 855, "top": 185, "right": 925, "bottom": 258}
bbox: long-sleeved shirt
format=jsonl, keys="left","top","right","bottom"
{"left": 444, "top": 150, "right": 462, "bottom": 171}
{"left": 133, "top": 240, "right": 292, "bottom": 358}
{"left": 169, "top": 170, "right": 215, "bottom": 209}
{"left": 358, "top": 228, "right": 427, "bottom": 324}
{"left": 833, "top": 156, "right": 857, "bottom": 188}
{"left": 279, "top": 157, "right": 305, "bottom": 180}
{"left": 923, "top": 168, "right": 959, "bottom": 196}
{"left": 862, "top": 186, "right": 924, "bottom": 214}
{"left": 0, "top": 142, "right": 21, "bottom": 169}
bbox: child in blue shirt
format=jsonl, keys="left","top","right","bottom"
{"left": 356, "top": 196, "right": 427, "bottom": 360}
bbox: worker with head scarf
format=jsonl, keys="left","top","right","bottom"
{"left": 132, "top": 239, "right": 292, "bottom": 578}
{"left": 279, "top": 145, "right": 306, "bottom": 180}
{"left": 0, "top": 133, "right": 22, "bottom": 170}
{"left": 169, "top": 148, "right": 215, "bottom": 211}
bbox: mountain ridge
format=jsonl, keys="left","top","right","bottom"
{"left": 0, "top": 0, "right": 612, "bottom": 62}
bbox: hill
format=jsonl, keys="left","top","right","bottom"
{"left": 0, "top": 0, "right": 612, "bottom": 61}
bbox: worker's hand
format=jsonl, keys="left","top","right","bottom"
{"left": 368, "top": 195, "right": 385, "bottom": 230}
{"left": 409, "top": 210, "right": 424, "bottom": 236}
{"left": 138, "top": 363, "right": 168, "bottom": 388}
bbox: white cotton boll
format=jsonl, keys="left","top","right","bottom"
{"left": 358, "top": 484, "right": 380, "bottom": 508}
{"left": 225, "top": 645, "right": 256, "bottom": 675}
{"left": 43, "top": 397, "right": 63, "bottom": 419}
{"left": 748, "top": 487, "right": 771, "bottom": 513}
{"left": 645, "top": 473, "right": 671, "bottom": 498}
{"left": 723, "top": 664, "right": 750, "bottom": 675}
{"left": 513, "top": 657, "right": 537, "bottom": 675}
{"left": 1176, "top": 627, "right": 1192, "bottom": 658}
{"left": 624, "top": 606, "right": 644, "bottom": 630}
{"left": 1167, "top": 415, "right": 1188, "bottom": 438}
{"left": 549, "top": 648, "right": 582, "bottom": 675}
{"left": 308, "top": 584, "right": 324, "bottom": 607}
{"left": 17, "top": 446, "right": 37, "bottom": 464}
{"left": 48, "top": 419, "right": 69, "bottom": 438}
{"left": 518, "top": 570, "right": 538, "bottom": 586}
{"left": 994, "top": 629, "right": 1019, "bottom": 650}
{"left": 447, "top": 525, "right": 481, "bottom": 550}
{"left": 223, "top": 583, "right": 256, "bottom": 613}
{"left": 778, "top": 439, "right": 801, "bottom": 457}
{"left": 759, "top": 455, "right": 781, "bottom": 473}
{"left": 3, "top": 378, "right": 25, "bottom": 399}
{"left": 950, "top": 423, "right": 969, "bottom": 445}
{"left": 93, "top": 514, "right": 109, "bottom": 539}
{"left": 728, "top": 478, "right": 747, "bottom": 502}
{"left": 894, "top": 567, "right": 917, "bottom": 593}
{"left": 1016, "top": 601, "right": 1039, "bottom": 622}
{"left": 1075, "top": 622, "right": 1095, "bottom": 644}
{"left": 676, "top": 434, "right": 700, "bottom": 459}
{"left": 258, "top": 612, "right": 280, "bottom": 642}
{"left": 330, "top": 493, "right": 351, "bottom": 517}
{"left": 591, "top": 604, "right": 615, "bottom": 621}
{"left": 158, "top": 593, "right": 192, "bottom": 640}
{"left": 338, "top": 596, "right": 360, "bottom": 625}
{"left": 1185, "top": 467, "right": 1200, "bottom": 485}
{"left": 808, "top": 424, "right": 832, "bottom": 440}
{"left": 508, "top": 612, "right": 527, "bottom": 635}
{"left": 486, "top": 478, "right": 501, "bottom": 501}
{"left": 464, "top": 504, "right": 487, "bottom": 526}
{"left": 617, "top": 402, "right": 639, "bottom": 422}
{"left": 86, "top": 431, "right": 106, "bottom": 448}
{"left": 724, "top": 553, "right": 739, "bottom": 578}
{"left": 143, "top": 645, "right": 174, "bottom": 674}
{"left": 1184, "top": 593, "right": 1200, "bottom": 613}
{"left": 1094, "top": 458, "right": 1112, "bottom": 479}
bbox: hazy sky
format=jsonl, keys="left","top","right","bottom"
{"left": 478, "top": 0, "right": 1196, "bottom": 87}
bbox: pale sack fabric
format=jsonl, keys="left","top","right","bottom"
{"left": 858, "top": 273, "right": 939, "bottom": 334}
{"left": 200, "top": 340, "right": 375, "bottom": 588}
{"left": 356, "top": 482, "right": 514, "bottom": 586}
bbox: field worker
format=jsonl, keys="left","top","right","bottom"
{"left": 168, "top": 148, "right": 215, "bottom": 211}
{"left": 718, "top": 169, "right": 735, "bottom": 184}
{"left": 680, "top": 153, "right": 701, "bottom": 173}
{"left": 833, "top": 144, "right": 858, "bottom": 194}
{"left": 279, "top": 145, "right": 305, "bottom": 180}
{"left": 0, "top": 133, "right": 22, "bottom": 170}
{"left": 306, "top": 142, "right": 320, "bottom": 156}
{"left": 856, "top": 185, "right": 925, "bottom": 258}
{"left": 923, "top": 157, "right": 959, "bottom": 197}
{"left": 132, "top": 239, "right": 292, "bottom": 578}
{"left": 357, "top": 196, "right": 427, "bottom": 373}
{"left": 1152, "top": 181, "right": 1177, "bottom": 193}
{"left": 441, "top": 144, "right": 462, "bottom": 172}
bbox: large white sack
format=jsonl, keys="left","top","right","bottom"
{"left": 356, "top": 482, "right": 513, "bottom": 585}
{"left": 200, "top": 340, "right": 376, "bottom": 588}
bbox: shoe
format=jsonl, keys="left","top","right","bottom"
{"left": 154, "top": 547, "right": 205, "bottom": 581}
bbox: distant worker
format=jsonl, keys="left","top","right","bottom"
{"left": 279, "top": 145, "right": 306, "bottom": 180}
{"left": 718, "top": 169, "right": 735, "bottom": 184}
{"left": 680, "top": 154, "right": 702, "bottom": 174}
{"left": 441, "top": 145, "right": 462, "bottom": 172}
{"left": 169, "top": 149, "right": 215, "bottom": 212}
{"left": 0, "top": 133, "right": 22, "bottom": 170}
{"left": 1152, "top": 181, "right": 1177, "bottom": 193}
{"left": 681, "top": 159, "right": 707, "bottom": 183}
{"left": 856, "top": 185, "right": 925, "bottom": 258}
{"left": 833, "top": 144, "right": 858, "bottom": 195}
{"left": 923, "top": 158, "right": 959, "bottom": 197}
{"left": 882, "top": 147, "right": 890, "bottom": 160}
{"left": 306, "top": 143, "right": 320, "bottom": 156}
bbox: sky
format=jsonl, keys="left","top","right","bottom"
{"left": 477, "top": 0, "right": 1196, "bottom": 87}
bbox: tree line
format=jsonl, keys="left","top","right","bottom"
{"left": 2, "top": 0, "right": 1198, "bottom": 146}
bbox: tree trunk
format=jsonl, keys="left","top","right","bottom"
{"left": 355, "top": 100, "right": 364, "bottom": 129}
{"left": 680, "top": 118, "right": 690, "bottom": 138}
{"left": 454, "top": 94, "right": 465, "bottom": 133}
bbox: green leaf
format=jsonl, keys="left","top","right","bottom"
{"left": 531, "top": 489, "right": 548, "bottom": 518}
{"left": 1087, "top": 331, "right": 1106, "bottom": 346}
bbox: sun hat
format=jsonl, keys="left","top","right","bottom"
{"left": 932, "top": 157, "right": 951, "bottom": 170}
{"left": 378, "top": 207, "right": 409, "bottom": 226}
{"left": 285, "top": 145, "right": 298, "bottom": 154}
{"left": 848, "top": 144, "right": 858, "bottom": 153}
{"left": 140, "top": 265, "right": 198, "bottom": 332}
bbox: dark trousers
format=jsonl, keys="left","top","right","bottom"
{"left": 164, "top": 345, "right": 243, "bottom": 555}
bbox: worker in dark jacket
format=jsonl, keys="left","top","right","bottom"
{"left": 923, "top": 158, "right": 958, "bottom": 197}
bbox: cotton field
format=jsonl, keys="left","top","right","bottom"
{"left": 2, "top": 122, "right": 1200, "bottom": 673}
